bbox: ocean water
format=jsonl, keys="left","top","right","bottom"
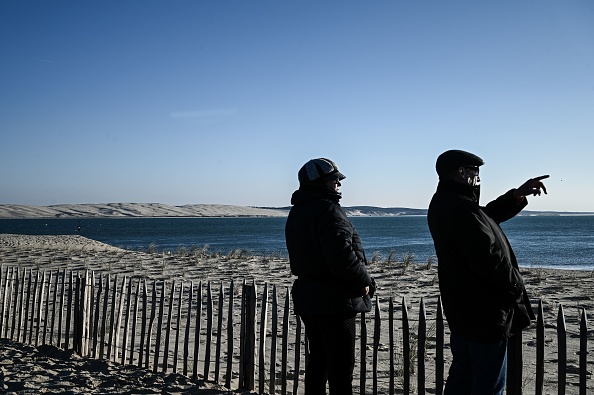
{"left": 0, "top": 215, "right": 592, "bottom": 270}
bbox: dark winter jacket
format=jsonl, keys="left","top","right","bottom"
{"left": 427, "top": 179, "right": 535, "bottom": 342}
{"left": 285, "top": 184, "right": 373, "bottom": 316}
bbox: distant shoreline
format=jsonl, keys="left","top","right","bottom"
{"left": 0, "top": 203, "right": 591, "bottom": 219}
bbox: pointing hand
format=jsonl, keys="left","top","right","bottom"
{"left": 514, "top": 175, "right": 549, "bottom": 200}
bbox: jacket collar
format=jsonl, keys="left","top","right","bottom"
{"left": 437, "top": 178, "right": 481, "bottom": 202}
{"left": 290, "top": 183, "right": 342, "bottom": 205}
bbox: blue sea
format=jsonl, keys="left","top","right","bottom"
{"left": 0, "top": 215, "right": 592, "bottom": 270}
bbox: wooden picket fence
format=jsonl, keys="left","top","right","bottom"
{"left": 0, "top": 265, "right": 591, "bottom": 394}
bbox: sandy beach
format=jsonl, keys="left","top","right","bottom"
{"left": 0, "top": 233, "right": 592, "bottom": 394}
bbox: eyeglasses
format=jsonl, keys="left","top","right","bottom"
{"left": 464, "top": 166, "right": 479, "bottom": 174}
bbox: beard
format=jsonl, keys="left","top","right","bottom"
{"left": 467, "top": 175, "right": 480, "bottom": 187}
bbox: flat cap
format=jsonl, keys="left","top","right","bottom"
{"left": 436, "top": 149, "right": 484, "bottom": 177}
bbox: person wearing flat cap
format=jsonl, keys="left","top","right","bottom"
{"left": 285, "top": 158, "right": 376, "bottom": 395}
{"left": 427, "top": 149, "right": 549, "bottom": 394}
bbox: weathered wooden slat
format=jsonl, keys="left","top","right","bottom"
{"left": 10, "top": 267, "right": 16, "bottom": 339}
{"left": 402, "top": 297, "right": 410, "bottom": 395}
{"left": 258, "top": 282, "right": 269, "bottom": 394}
{"left": 107, "top": 275, "right": 118, "bottom": 360}
{"left": 558, "top": 304, "right": 567, "bottom": 395}
{"left": 80, "top": 274, "right": 88, "bottom": 353}
{"left": 84, "top": 273, "right": 93, "bottom": 355}
{"left": 138, "top": 279, "right": 148, "bottom": 368}
{"left": 23, "top": 270, "right": 32, "bottom": 344}
{"left": 65, "top": 271, "right": 73, "bottom": 350}
{"left": 58, "top": 269, "right": 66, "bottom": 348}
{"left": 436, "top": 296, "right": 444, "bottom": 395}
{"left": 173, "top": 282, "right": 183, "bottom": 374}
{"left": 0, "top": 266, "right": 5, "bottom": 336}
{"left": 389, "top": 297, "right": 395, "bottom": 395}
{"left": 2, "top": 267, "right": 13, "bottom": 338}
{"left": 373, "top": 296, "right": 381, "bottom": 395}
{"left": 153, "top": 281, "right": 165, "bottom": 373}
{"left": 29, "top": 271, "right": 40, "bottom": 345}
{"left": 9, "top": 268, "right": 17, "bottom": 340}
{"left": 81, "top": 273, "right": 87, "bottom": 353}
{"left": 49, "top": 270, "right": 59, "bottom": 346}
{"left": 7, "top": 267, "right": 15, "bottom": 338}
{"left": 183, "top": 281, "right": 193, "bottom": 377}
{"left": 0, "top": 265, "right": 6, "bottom": 337}
{"left": 7, "top": 268, "right": 14, "bottom": 339}
{"left": 418, "top": 298, "right": 426, "bottom": 395}
{"left": 163, "top": 281, "right": 175, "bottom": 374}
{"left": 225, "top": 280, "right": 234, "bottom": 389}
{"left": 242, "top": 282, "right": 257, "bottom": 391}
{"left": 144, "top": 280, "right": 157, "bottom": 372}
{"left": 215, "top": 282, "right": 224, "bottom": 383}
{"left": 114, "top": 276, "right": 127, "bottom": 363}
{"left": 8, "top": 267, "right": 17, "bottom": 339}
{"left": 5, "top": 266, "right": 18, "bottom": 337}
{"left": 281, "top": 289, "right": 290, "bottom": 395}
{"left": 82, "top": 271, "right": 91, "bottom": 355}
{"left": 82, "top": 272, "right": 88, "bottom": 352}
{"left": 579, "top": 308, "right": 587, "bottom": 395}
{"left": 269, "top": 285, "right": 278, "bottom": 395}
{"left": 99, "top": 274, "right": 110, "bottom": 359}
{"left": 204, "top": 281, "right": 213, "bottom": 381}
{"left": 0, "top": 266, "right": 7, "bottom": 337}
{"left": 10, "top": 268, "right": 17, "bottom": 340}
{"left": 10, "top": 268, "right": 21, "bottom": 341}
{"left": 122, "top": 276, "right": 133, "bottom": 365}
{"left": 18, "top": 269, "right": 29, "bottom": 343}
{"left": 145, "top": 280, "right": 157, "bottom": 370}
{"left": 536, "top": 300, "right": 545, "bottom": 395}
{"left": 73, "top": 274, "right": 81, "bottom": 353}
{"left": 192, "top": 281, "right": 202, "bottom": 381}
{"left": 37, "top": 271, "right": 46, "bottom": 347}
{"left": 239, "top": 280, "right": 246, "bottom": 384}
{"left": 8, "top": 267, "right": 15, "bottom": 338}
{"left": 91, "top": 273, "right": 101, "bottom": 358}
{"left": 129, "top": 279, "right": 140, "bottom": 366}
{"left": 91, "top": 274, "right": 103, "bottom": 358}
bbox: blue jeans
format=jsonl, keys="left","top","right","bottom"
{"left": 444, "top": 332, "right": 508, "bottom": 395}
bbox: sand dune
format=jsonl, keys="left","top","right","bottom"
{"left": 0, "top": 203, "right": 288, "bottom": 219}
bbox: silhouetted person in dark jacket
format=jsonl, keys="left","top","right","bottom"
{"left": 428, "top": 149, "right": 548, "bottom": 395}
{"left": 285, "top": 158, "right": 375, "bottom": 395}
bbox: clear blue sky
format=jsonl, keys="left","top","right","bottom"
{"left": 1, "top": 1, "right": 593, "bottom": 212}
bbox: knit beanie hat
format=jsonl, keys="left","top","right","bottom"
{"left": 298, "top": 158, "right": 346, "bottom": 184}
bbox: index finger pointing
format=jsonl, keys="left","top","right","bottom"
{"left": 535, "top": 175, "right": 550, "bottom": 181}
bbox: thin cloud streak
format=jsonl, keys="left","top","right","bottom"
{"left": 170, "top": 109, "right": 238, "bottom": 119}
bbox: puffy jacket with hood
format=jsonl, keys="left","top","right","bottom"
{"left": 427, "top": 179, "right": 535, "bottom": 342}
{"left": 285, "top": 183, "right": 373, "bottom": 316}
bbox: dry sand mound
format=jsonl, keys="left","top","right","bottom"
{"left": 0, "top": 338, "right": 251, "bottom": 394}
